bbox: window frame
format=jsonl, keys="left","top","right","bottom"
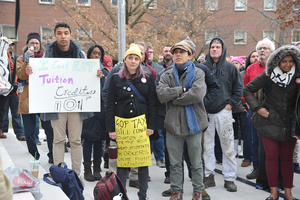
{"left": 40, "top": 26, "right": 54, "bottom": 43}
{"left": 205, "top": 30, "right": 217, "bottom": 44}
{"left": 76, "top": 0, "right": 91, "bottom": 6}
{"left": 39, "top": 0, "right": 54, "bottom": 4}
{"left": 263, "top": 30, "right": 275, "bottom": 41}
{"left": 205, "top": 0, "right": 218, "bottom": 11}
{"left": 144, "top": 0, "right": 157, "bottom": 9}
{"left": 292, "top": 30, "right": 300, "bottom": 44}
{"left": 0, "top": 24, "right": 17, "bottom": 42}
{"left": 234, "top": 30, "right": 247, "bottom": 45}
{"left": 264, "top": 0, "right": 276, "bottom": 11}
{"left": 77, "top": 28, "right": 92, "bottom": 43}
{"left": 235, "top": 0, "right": 247, "bottom": 11}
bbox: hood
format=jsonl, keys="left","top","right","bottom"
{"left": 203, "top": 38, "right": 228, "bottom": 67}
{"left": 265, "top": 45, "right": 300, "bottom": 76}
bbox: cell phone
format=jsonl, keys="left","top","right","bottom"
{"left": 29, "top": 46, "right": 34, "bottom": 51}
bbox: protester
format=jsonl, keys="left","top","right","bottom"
{"left": 106, "top": 44, "right": 157, "bottom": 200}
{"left": 158, "top": 45, "right": 173, "bottom": 68}
{"left": 37, "top": 22, "right": 99, "bottom": 175}
{"left": 81, "top": 45, "right": 105, "bottom": 181}
{"left": 102, "top": 55, "right": 113, "bottom": 71}
{"left": 157, "top": 40, "right": 208, "bottom": 200}
{"left": 202, "top": 38, "right": 243, "bottom": 192}
{"left": 197, "top": 53, "right": 206, "bottom": 63}
{"left": 16, "top": 32, "right": 54, "bottom": 163}
{"left": 244, "top": 45, "right": 300, "bottom": 200}
{"left": 230, "top": 56, "right": 246, "bottom": 72}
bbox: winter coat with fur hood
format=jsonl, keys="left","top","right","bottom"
{"left": 244, "top": 45, "right": 300, "bottom": 141}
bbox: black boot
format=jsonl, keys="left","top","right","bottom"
{"left": 93, "top": 160, "right": 102, "bottom": 180}
{"left": 83, "top": 161, "right": 95, "bottom": 181}
{"left": 104, "top": 152, "right": 109, "bottom": 169}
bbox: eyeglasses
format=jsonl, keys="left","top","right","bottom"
{"left": 212, "top": 39, "right": 222, "bottom": 43}
{"left": 257, "top": 47, "right": 270, "bottom": 51}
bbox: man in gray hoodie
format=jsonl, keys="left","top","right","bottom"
{"left": 202, "top": 38, "right": 243, "bottom": 192}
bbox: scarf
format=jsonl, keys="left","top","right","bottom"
{"left": 270, "top": 65, "right": 295, "bottom": 87}
{"left": 173, "top": 60, "right": 200, "bottom": 135}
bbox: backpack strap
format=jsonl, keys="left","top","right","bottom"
{"left": 125, "top": 80, "right": 147, "bottom": 104}
{"left": 43, "top": 173, "right": 63, "bottom": 190}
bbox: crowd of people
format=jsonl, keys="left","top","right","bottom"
{"left": 0, "top": 21, "right": 300, "bottom": 200}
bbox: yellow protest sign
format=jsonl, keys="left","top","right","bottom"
{"left": 115, "top": 114, "right": 152, "bottom": 167}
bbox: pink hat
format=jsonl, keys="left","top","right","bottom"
{"left": 103, "top": 55, "right": 113, "bottom": 70}
{"left": 230, "top": 56, "right": 246, "bottom": 65}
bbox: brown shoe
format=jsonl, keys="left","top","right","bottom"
{"left": 192, "top": 192, "right": 202, "bottom": 200}
{"left": 169, "top": 191, "right": 182, "bottom": 200}
{"left": 204, "top": 174, "right": 216, "bottom": 188}
{"left": 241, "top": 159, "right": 251, "bottom": 167}
{"left": 0, "top": 129, "right": 7, "bottom": 139}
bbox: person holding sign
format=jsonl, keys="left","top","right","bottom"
{"left": 156, "top": 40, "right": 208, "bottom": 200}
{"left": 106, "top": 44, "right": 157, "bottom": 200}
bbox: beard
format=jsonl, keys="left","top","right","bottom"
{"left": 164, "top": 56, "right": 172, "bottom": 62}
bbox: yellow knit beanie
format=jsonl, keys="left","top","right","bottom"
{"left": 124, "top": 44, "right": 142, "bottom": 62}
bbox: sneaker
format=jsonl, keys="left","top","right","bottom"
{"left": 246, "top": 168, "right": 259, "bottom": 179}
{"left": 224, "top": 181, "right": 237, "bottom": 192}
{"left": 202, "top": 189, "right": 210, "bottom": 200}
{"left": 192, "top": 192, "right": 202, "bottom": 200}
{"left": 169, "top": 191, "right": 182, "bottom": 200}
{"left": 294, "top": 163, "right": 300, "bottom": 174}
{"left": 16, "top": 135, "right": 26, "bottom": 141}
{"left": 256, "top": 185, "right": 263, "bottom": 190}
{"left": 241, "top": 159, "right": 251, "bottom": 167}
{"left": 156, "top": 160, "right": 166, "bottom": 168}
{"left": 204, "top": 174, "right": 216, "bottom": 188}
{"left": 162, "top": 187, "right": 172, "bottom": 197}
{"left": 129, "top": 180, "right": 139, "bottom": 189}
{"left": 164, "top": 177, "right": 171, "bottom": 184}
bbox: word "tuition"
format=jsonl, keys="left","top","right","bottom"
{"left": 39, "top": 74, "right": 73, "bottom": 85}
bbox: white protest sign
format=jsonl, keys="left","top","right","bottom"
{"left": 29, "top": 58, "right": 100, "bottom": 113}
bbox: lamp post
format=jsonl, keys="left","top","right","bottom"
{"left": 118, "top": 0, "right": 126, "bottom": 63}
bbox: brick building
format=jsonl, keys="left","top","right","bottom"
{"left": 0, "top": 0, "right": 299, "bottom": 57}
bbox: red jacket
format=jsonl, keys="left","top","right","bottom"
{"left": 242, "top": 62, "right": 265, "bottom": 102}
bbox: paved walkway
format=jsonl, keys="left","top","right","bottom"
{"left": 1, "top": 129, "right": 299, "bottom": 200}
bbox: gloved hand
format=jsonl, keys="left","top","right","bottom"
{"left": 12, "top": 83, "right": 18, "bottom": 93}
{"left": 24, "top": 50, "right": 34, "bottom": 63}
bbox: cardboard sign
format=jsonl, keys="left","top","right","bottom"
{"left": 115, "top": 115, "right": 152, "bottom": 167}
{"left": 28, "top": 58, "right": 100, "bottom": 113}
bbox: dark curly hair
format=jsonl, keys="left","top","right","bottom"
{"left": 87, "top": 45, "right": 104, "bottom": 61}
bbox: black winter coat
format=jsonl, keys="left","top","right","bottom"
{"left": 105, "top": 74, "right": 157, "bottom": 132}
{"left": 244, "top": 45, "right": 300, "bottom": 141}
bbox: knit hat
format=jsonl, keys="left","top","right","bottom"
{"left": 26, "top": 32, "right": 41, "bottom": 44}
{"left": 124, "top": 44, "right": 142, "bottom": 62}
{"left": 182, "top": 36, "right": 196, "bottom": 54}
{"left": 230, "top": 56, "right": 246, "bottom": 65}
{"left": 170, "top": 41, "right": 194, "bottom": 55}
{"left": 103, "top": 55, "right": 113, "bottom": 70}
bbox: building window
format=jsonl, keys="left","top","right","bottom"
{"left": 205, "top": 0, "right": 218, "bottom": 11}
{"left": 263, "top": 30, "right": 275, "bottom": 41}
{"left": 77, "top": 0, "right": 90, "bottom": 6}
{"left": 78, "top": 28, "right": 92, "bottom": 42}
{"left": 111, "top": 0, "right": 117, "bottom": 6}
{"left": 205, "top": 30, "right": 217, "bottom": 44}
{"left": 40, "top": 27, "right": 54, "bottom": 43}
{"left": 0, "top": 24, "right": 16, "bottom": 41}
{"left": 264, "top": 0, "right": 276, "bottom": 11}
{"left": 235, "top": 0, "right": 246, "bottom": 11}
{"left": 39, "top": 0, "right": 54, "bottom": 4}
{"left": 292, "top": 30, "right": 300, "bottom": 44}
{"left": 234, "top": 30, "right": 247, "bottom": 44}
{"left": 144, "top": 0, "right": 157, "bottom": 9}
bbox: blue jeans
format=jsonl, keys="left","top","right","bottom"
{"left": 241, "top": 109, "right": 259, "bottom": 168}
{"left": 22, "top": 114, "right": 53, "bottom": 160}
{"left": 151, "top": 129, "right": 164, "bottom": 161}
{"left": 82, "top": 140, "right": 103, "bottom": 162}
{"left": 2, "top": 95, "right": 24, "bottom": 136}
